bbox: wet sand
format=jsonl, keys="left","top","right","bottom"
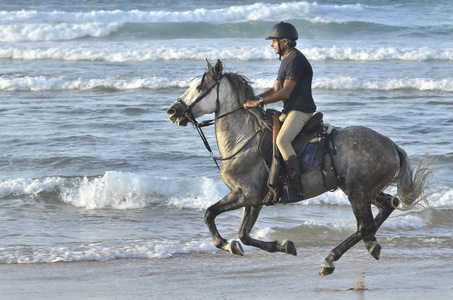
{"left": 1, "top": 247, "right": 452, "bottom": 299}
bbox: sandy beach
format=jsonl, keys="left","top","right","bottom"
{"left": 1, "top": 247, "right": 451, "bottom": 300}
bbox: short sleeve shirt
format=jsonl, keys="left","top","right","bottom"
{"left": 277, "top": 49, "right": 316, "bottom": 114}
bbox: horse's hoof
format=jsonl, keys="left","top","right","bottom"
{"left": 369, "top": 242, "right": 381, "bottom": 260}
{"left": 282, "top": 240, "right": 297, "bottom": 256}
{"left": 319, "top": 266, "right": 335, "bottom": 276}
{"left": 319, "top": 260, "right": 335, "bottom": 276}
{"left": 226, "top": 240, "right": 244, "bottom": 256}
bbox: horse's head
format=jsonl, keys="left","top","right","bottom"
{"left": 167, "top": 59, "right": 223, "bottom": 127}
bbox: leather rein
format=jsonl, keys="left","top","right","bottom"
{"left": 177, "top": 74, "right": 262, "bottom": 170}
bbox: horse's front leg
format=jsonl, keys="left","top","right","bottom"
{"left": 238, "top": 206, "right": 297, "bottom": 255}
{"left": 204, "top": 188, "right": 249, "bottom": 255}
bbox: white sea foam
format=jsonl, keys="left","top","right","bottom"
{"left": 301, "top": 186, "right": 453, "bottom": 209}
{"left": 0, "top": 177, "right": 64, "bottom": 198}
{"left": 0, "top": 3, "right": 365, "bottom": 25}
{"left": 1, "top": 172, "right": 223, "bottom": 210}
{"left": 0, "top": 2, "right": 449, "bottom": 42}
{"left": 2, "top": 43, "right": 452, "bottom": 62}
{"left": 301, "top": 189, "right": 351, "bottom": 206}
{"left": 1, "top": 2, "right": 443, "bottom": 28}
{"left": 166, "top": 177, "right": 229, "bottom": 210}
{"left": 0, "top": 23, "right": 122, "bottom": 42}
{"left": 1, "top": 173, "right": 452, "bottom": 210}
{"left": 0, "top": 75, "right": 192, "bottom": 92}
{"left": 59, "top": 171, "right": 226, "bottom": 210}
{"left": 60, "top": 172, "right": 156, "bottom": 209}
{"left": 381, "top": 214, "right": 429, "bottom": 231}
{"left": 305, "top": 46, "right": 453, "bottom": 62}
{"left": 430, "top": 188, "right": 453, "bottom": 208}
{"left": 0, "top": 4, "right": 346, "bottom": 42}
{"left": 0, "top": 239, "right": 217, "bottom": 263}
{"left": 1, "top": 74, "right": 451, "bottom": 92}
{"left": 312, "top": 77, "right": 453, "bottom": 92}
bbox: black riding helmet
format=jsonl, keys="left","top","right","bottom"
{"left": 266, "top": 22, "right": 299, "bottom": 60}
{"left": 266, "top": 22, "right": 299, "bottom": 41}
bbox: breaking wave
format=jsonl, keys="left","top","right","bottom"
{"left": 1, "top": 172, "right": 452, "bottom": 209}
{"left": 1, "top": 75, "right": 452, "bottom": 92}
{"left": 1, "top": 2, "right": 451, "bottom": 42}
{"left": 2, "top": 43, "right": 452, "bottom": 62}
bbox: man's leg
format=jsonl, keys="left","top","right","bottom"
{"left": 277, "top": 110, "right": 312, "bottom": 197}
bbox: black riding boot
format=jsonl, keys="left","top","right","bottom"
{"left": 284, "top": 155, "right": 304, "bottom": 200}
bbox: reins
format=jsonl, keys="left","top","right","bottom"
{"left": 180, "top": 74, "right": 262, "bottom": 170}
{"left": 185, "top": 111, "right": 221, "bottom": 170}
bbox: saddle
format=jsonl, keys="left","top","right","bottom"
{"left": 259, "top": 110, "right": 325, "bottom": 166}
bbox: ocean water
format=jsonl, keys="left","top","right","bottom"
{"left": 0, "top": 0, "right": 452, "bottom": 268}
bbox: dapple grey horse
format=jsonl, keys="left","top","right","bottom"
{"left": 166, "top": 60, "right": 432, "bottom": 276}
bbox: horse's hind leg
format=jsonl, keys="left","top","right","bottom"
{"left": 320, "top": 192, "right": 377, "bottom": 276}
{"left": 320, "top": 192, "right": 399, "bottom": 275}
{"left": 204, "top": 188, "right": 249, "bottom": 256}
{"left": 374, "top": 192, "right": 399, "bottom": 227}
{"left": 238, "top": 206, "right": 297, "bottom": 255}
{"left": 363, "top": 192, "right": 400, "bottom": 260}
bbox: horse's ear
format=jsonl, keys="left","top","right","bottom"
{"left": 206, "top": 58, "right": 213, "bottom": 70}
{"left": 214, "top": 59, "right": 223, "bottom": 75}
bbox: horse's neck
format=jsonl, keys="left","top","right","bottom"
{"left": 215, "top": 97, "right": 260, "bottom": 159}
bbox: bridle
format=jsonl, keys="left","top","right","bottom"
{"left": 176, "top": 73, "right": 223, "bottom": 124}
{"left": 176, "top": 73, "right": 262, "bottom": 170}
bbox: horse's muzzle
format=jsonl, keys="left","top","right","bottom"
{"left": 167, "top": 101, "right": 189, "bottom": 126}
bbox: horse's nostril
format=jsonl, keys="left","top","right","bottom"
{"left": 167, "top": 107, "right": 176, "bottom": 116}
{"left": 167, "top": 103, "right": 186, "bottom": 117}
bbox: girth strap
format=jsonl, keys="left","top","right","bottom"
{"left": 318, "top": 129, "right": 340, "bottom": 191}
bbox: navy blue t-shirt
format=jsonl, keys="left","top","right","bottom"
{"left": 277, "top": 49, "right": 316, "bottom": 114}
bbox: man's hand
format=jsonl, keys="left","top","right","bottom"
{"left": 243, "top": 99, "right": 261, "bottom": 109}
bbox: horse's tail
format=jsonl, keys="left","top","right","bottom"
{"left": 392, "top": 144, "right": 433, "bottom": 210}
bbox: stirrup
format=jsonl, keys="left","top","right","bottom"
{"left": 279, "top": 186, "right": 304, "bottom": 204}
{"left": 262, "top": 188, "right": 280, "bottom": 206}
{"left": 287, "top": 185, "right": 304, "bottom": 201}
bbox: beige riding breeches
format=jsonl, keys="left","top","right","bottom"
{"left": 277, "top": 110, "right": 313, "bottom": 161}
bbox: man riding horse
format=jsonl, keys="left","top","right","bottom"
{"left": 243, "top": 22, "right": 316, "bottom": 201}
{"left": 166, "top": 24, "right": 432, "bottom": 276}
